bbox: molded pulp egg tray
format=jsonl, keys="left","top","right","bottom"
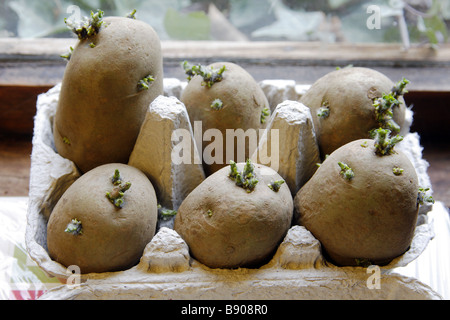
{"left": 26, "top": 79, "right": 441, "bottom": 300}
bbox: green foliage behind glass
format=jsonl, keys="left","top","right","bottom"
{"left": 0, "top": 0, "right": 448, "bottom": 46}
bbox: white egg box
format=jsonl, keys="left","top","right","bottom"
{"left": 26, "top": 79, "right": 440, "bottom": 299}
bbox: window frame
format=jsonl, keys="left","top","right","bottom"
{"left": 1, "top": 38, "right": 450, "bottom": 90}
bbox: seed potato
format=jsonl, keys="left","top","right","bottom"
{"left": 300, "top": 67, "right": 406, "bottom": 157}
{"left": 180, "top": 62, "right": 270, "bottom": 176}
{"left": 47, "top": 163, "right": 158, "bottom": 274}
{"left": 294, "top": 138, "right": 419, "bottom": 266}
{"left": 174, "top": 161, "right": 293, "bottom": 269}
{"left": 54, "top": 14, "right": 164, "bottom": 173}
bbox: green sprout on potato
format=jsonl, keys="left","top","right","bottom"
{"left": 65, "top": 9, "right": 104, "bottom": 41}
{"left": 137, "top": 75, "right": 155, "bottom": 91}
{"left": 417, "top": 187, "right": 435, "bottom": 206}
{"left": 65, "top": 219, "right": 83, "bottom": 235}
{"left": 211, "top": 99, "right": 223, "bottom": 111}
{"left": 338, "top": 162, "right": 354, "bottom": 181}
{"left": 111, "top": 169, "right": 122, "bottom": 185}
{"left": 157, "top": 205, "right": 178, "bottom": 221}
{"left": 127, "top": 9, "right": 137, "bottom": 19}
{"left": 106, "top": 170, "right": 132, "bottom": 209}
{"left": 393, "top": 166, "right": 404, "bottom": 176}
{"left": 243, "top": 159, "right": 256, "bottom": 178}
{"left": 316, "top": 154, "right": 329, "bottom": 167}
{"left": 229, "top": 160, "right": 239, "bottom": 179}
{"left": 391, "top": 78, "right": 410, "bottom": 99}
{"left": 261, "top": 108, "right": 270, "bottom": 124}
{"left": 317, "top": 101, "right": 330, "bottom": 118}
{"left": 373, "top": 128, "right": 403, "bottom": 156}
{"left": 371, "top": 78, "right": 410, "bottom": 137}
{"left": 62, "top": 137, "right": 71, "bottom": 146}
{"left": 336, "top": 64, "right": 353, "bottom": 70}
{"left": 268, "top": 180, "right": 285, "bottom": 192}
{"left": 372, "top": 93, "right": 401, "bottom": 135}
{"left": 60, "top": 46, "right": 74, "bottom": 61}
{"left": 229, "top": 159, "right": 258, "bottom": 193}
{"left": 182, "top": 61, "right": 226, "bottom": 88}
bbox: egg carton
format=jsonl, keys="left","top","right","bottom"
{"left": 26, "top": 79, "right": 440, "bottom": 300}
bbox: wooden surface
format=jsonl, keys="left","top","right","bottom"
{"left": 0, "top": 134, "right": 32, "bottom": 197}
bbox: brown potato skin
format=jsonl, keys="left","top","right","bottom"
{"left": 174, "top": 163, "right": 293, "bottom": 269}
{"left": 300, "top": 67, "right": 406, "bottom": 158}
{"left": 47, "top": 163, "right": 158, "bottom": 274}
{"left": 54, "top": 17, "right": 164, "bottom": 173}
{"left": 294, "top": 139, "right": 419, "bottom": 266}
{"left": 180, "top": 62, "right": 269, "bottom": 176}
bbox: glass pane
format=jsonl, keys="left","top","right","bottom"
{"left": 0, "top": 0, "right": 449, "bottom": 46}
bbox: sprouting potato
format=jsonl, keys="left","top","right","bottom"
{"left": 54, "top": 10, "right": 164, "bottom": 173}
{"left": 294, "top": 131, "right": 424, "bottom": 266}
{"left": 300, "top": 67, "right": 408, "bottom": 158}
{"left": 47, "top": 163, "right": 158, "bottom": 274}
{"left": 180, "top": 61, "right": 270, "bottom": 176}
{"left": 174, "top": 160, "right": 293, "bottom": 269}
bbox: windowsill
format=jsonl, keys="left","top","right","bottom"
{"left": 1, "top": 38, "right": 450, "bottom": 91}
{"left": 1, "top": 38, "right": 449, "bottom": 63}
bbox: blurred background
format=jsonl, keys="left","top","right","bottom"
{"left": 0, "top": 0, "right": 449, "bottom": 47}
